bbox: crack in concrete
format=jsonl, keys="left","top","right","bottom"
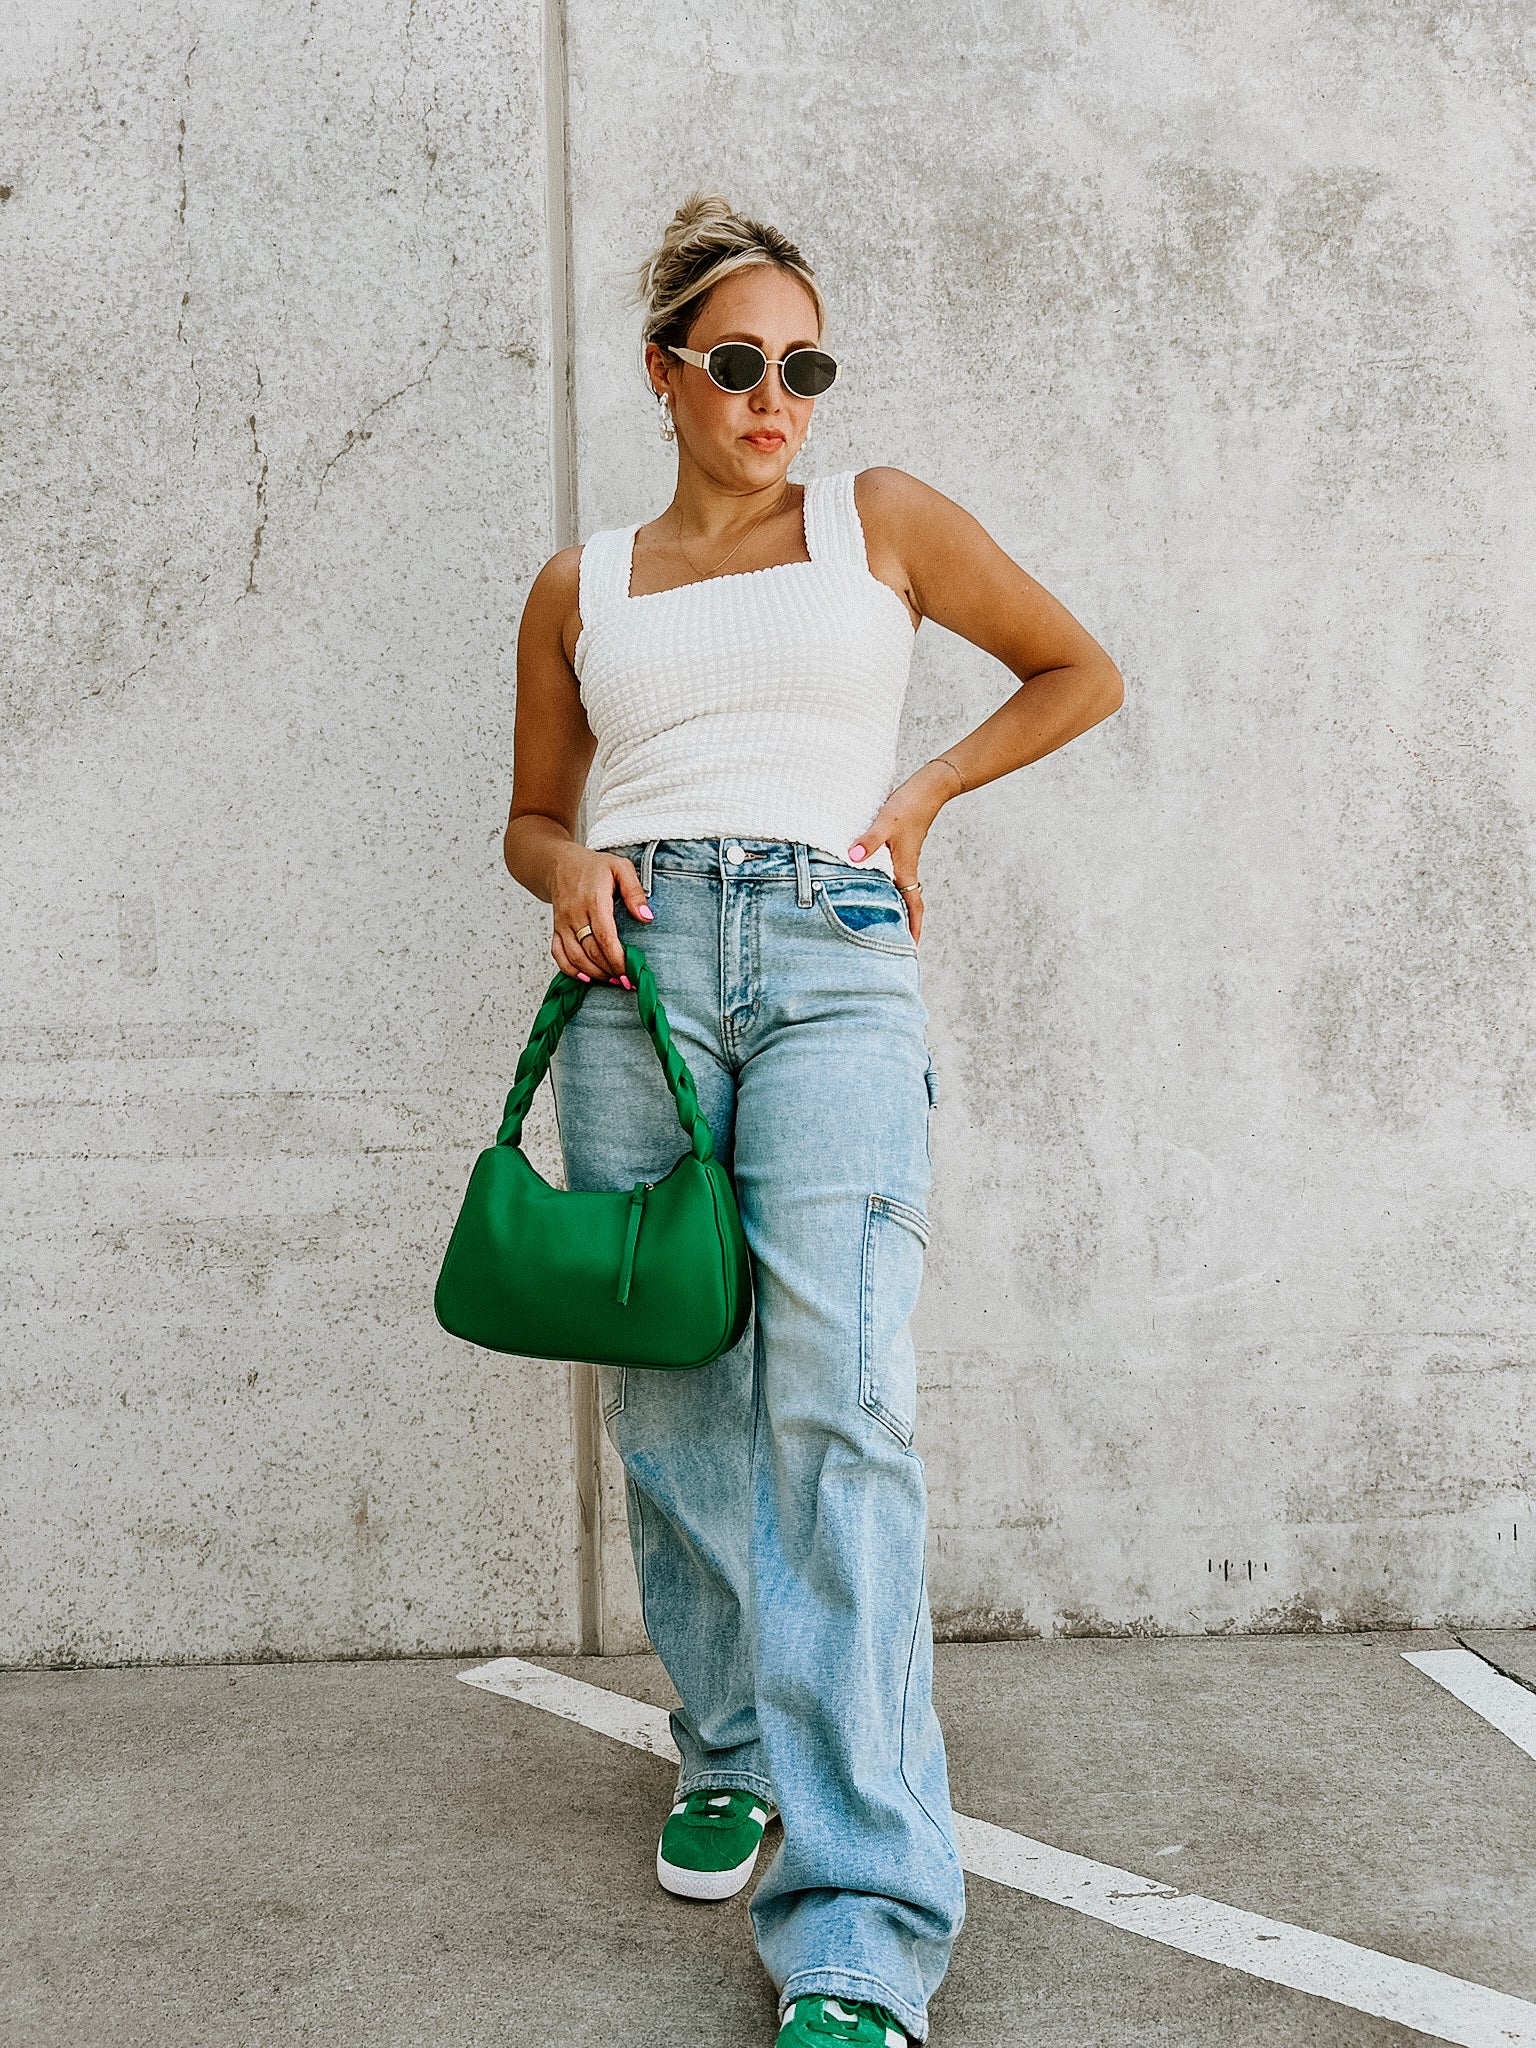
{"left": 314, "top": 327, "right": 451, "bottom": 501}
{"left": 143, "top": 553, "right": 173, "bottom": 633}
{"left": 394, "top": 0, "right": 439, "bottom": 170}
{"left": 403, "top": 0, "right": 419, "bottom": 85}
{"left": 92, "top": 658, "right": 152, "bottom": 703}
{"left": 175, "top": 37, "right": 202, "bottom": 451}
{"left": 1454, "top": 1632, "right": 1536, "bottom": 1699}
{"left": 176, "top": 37, "right": 197, "bottom": 224}
{"left": 241, "top": 369, "right": 268, "bottom": 601}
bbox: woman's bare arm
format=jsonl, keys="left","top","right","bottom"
{"left": 860, "top": 465, "right": 1125, "bottom": 779}
{"left": 503, "top": 547, "right": 653, "bottom": 984}
{"left": 850, "top": 467, "right": 1125, "bottom": 939}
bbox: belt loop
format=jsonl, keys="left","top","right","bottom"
{"left": 794, "top": 841, "right": 812, "bottom": 907}
{"left": 640, "top": 839, "right": 658, "bottom": 893}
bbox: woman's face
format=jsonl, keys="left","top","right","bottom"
{"left": 647, "top": 263, "right": 822, "bottom": 488}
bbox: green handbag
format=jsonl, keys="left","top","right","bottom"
{"left": 433, "top": 941, "right": 753, "bottom": 1369}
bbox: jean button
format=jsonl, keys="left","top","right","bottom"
{"left": 724, "top": 843, "right": 747, "bottom": 865}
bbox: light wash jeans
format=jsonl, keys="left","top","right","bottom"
{"left": 548, "top": 836, "right": 966, "bottom": 2042}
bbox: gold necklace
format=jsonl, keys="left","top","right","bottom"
{"left": 672, "top": 486, "right": 792, "bottom": 579}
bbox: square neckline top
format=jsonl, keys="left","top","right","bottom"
{"left": 621, "top": 478, "right": 816, "bottom": 605}
{"left": 576, "top": 472, "right": 917, "bottom": 657}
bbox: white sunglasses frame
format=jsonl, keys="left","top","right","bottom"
{"left": 668, "top": 341, "right": 840, "bottom": 398}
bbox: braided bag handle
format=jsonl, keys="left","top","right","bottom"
{"left": 494, "top": 942, "right": 715, "bottom": 1163}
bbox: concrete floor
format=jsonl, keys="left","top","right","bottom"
{"left": 3, "top": 1631, "right": 1533, "bottom": 2047}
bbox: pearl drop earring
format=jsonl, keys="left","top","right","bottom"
{"left": 657, "top": 392, "right": 676, "bottom": 443}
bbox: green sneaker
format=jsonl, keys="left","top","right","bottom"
{"left": 656, "top": 1787, "right": 773, "bottom": 1900}
{"left": 777, "top": 1997, "right": 909, "bottom": 2047}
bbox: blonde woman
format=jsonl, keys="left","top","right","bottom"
{"left": 504, "top": 192, "right": 1122, "bottom": 2048}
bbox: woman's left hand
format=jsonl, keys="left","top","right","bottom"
{"left": 845, "top": 760, "right": 957, "bottom": 947}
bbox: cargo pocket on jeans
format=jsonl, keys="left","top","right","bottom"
{"left": 859, "top": 1194, "right": 930, "bottom": 1448}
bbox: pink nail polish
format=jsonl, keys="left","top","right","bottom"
{"left": 619, "top": 975, "right": 632, "bottom": 989}
{"left": 577, "top": 972, "right": 591, "bottom": 983}
{"left": 637, "top": 905, "right": 655, "bottom": 920}
{"left": 848, "top": 844, "right": 866, "bottom": 861}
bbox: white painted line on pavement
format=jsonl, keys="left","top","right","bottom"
{"left": 954, "top": 1812, "right": 1536, "bottom": 2048}
{"left": 459, "top": 1655, "right": 1536, "bottom": 2048}
{"left": 461, "top": 1653, "right": 681, "bottom": 1757}
{"left": 1402, "top": 1648, "right": 1536, "bottom": 1767}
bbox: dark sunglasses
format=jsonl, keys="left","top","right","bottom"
{"left": 669, "top": 341, "right": 839, "bottom": 399}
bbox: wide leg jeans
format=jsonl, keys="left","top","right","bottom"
{"left": 549, "top": 836, "right": 966, "bottom": 2043}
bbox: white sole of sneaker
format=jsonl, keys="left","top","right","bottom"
{"left": 656, "top": 1840, "right": 762, "bottom": 1901}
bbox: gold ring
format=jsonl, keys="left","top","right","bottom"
{"left": 897, "top": 881, "right": 922, "bottom": 895}
{"left": 575, "top": 923, "right": 594, "bottom": 940}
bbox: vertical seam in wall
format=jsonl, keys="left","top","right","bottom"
{"left": 543, "top": 0, "right": 602, "bottom": 1656}
{"left": 569, "top": 1358, "right": 603, "bottom": 1656}
{"left": 543, "top": 0, "right": 578, "bottom": 550}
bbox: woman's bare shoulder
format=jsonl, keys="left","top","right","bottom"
{"left": 520, "top": 544, "right": 584, "bottom": 667}
{"left": 527, "top": 542, "right": 583, "bottom": 603}
{"left": 853, "top": 466, "right": 967, "bottom": 534}
{"left": 852, "top": 469, "right": 958, "bottom": 628}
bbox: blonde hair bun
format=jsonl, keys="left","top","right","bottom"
{"left": 633, "top": 188, "right": 828, "bottom": 367}
{"left": 664, "top": 190, "right": 739, "bottom": 239}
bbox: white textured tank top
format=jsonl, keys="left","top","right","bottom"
{"left": 574, "top": 469, "right": 916, "bottom": 878}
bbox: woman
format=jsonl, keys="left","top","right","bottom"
{"left": 504, "top": 191, "right": 1123, "bottom": 2048}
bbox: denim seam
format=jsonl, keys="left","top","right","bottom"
{"left": 779, "top": 1968, "right": 929, "bottom": 2044}
{"left": 748, "top": 881, "right": 763, "bottom": 1026}
{"left": 643, "top": 860, "right": 855, "bottom": 871}
{"left": 643, "top": 863, "right": 884, "bottom": 886}
{"left": 870, "top": 1192, "right": 929, "bottom": 1241}
{"left": 746, "top": 1308, "right": 768, "bottom": 1805}
{"left": 674, "top": 1768, "right": 777, "bottom": 1806}
{"left": 794, "top": 839, "right": 813, "bottom": 906}
{"left": 898, "top": 1549, "right": 966, "bottom": 1870}
{"left": 718, "top": 876, "right": 741, "bottom": 1066}
{"left": 631, "top": 1473, "right": 652, "bottom": 1650}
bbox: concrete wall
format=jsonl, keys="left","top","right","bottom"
{"left": 4, "top": 1, "right": 1533, "bottom": 1665}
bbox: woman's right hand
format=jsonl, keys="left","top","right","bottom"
{"left": 550, "top": 844, "right": 654, "bottom": 985}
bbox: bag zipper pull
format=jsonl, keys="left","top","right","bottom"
{"left": 616, "top": 1180, "right": 652, "bottom": 1306}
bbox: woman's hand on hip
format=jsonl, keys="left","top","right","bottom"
{"left": 846, "top": 761, "right": 955, "bottom": 945}
{"left": 550, "top": 844, "right": 653, "bottom": 984}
